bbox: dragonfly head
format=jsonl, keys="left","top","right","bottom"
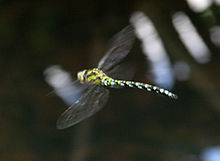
{"left": 77, "top": 69, "right": 87, "bottom": 83}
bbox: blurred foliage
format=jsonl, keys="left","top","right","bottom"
{"left": 1, "top": 0, "right": 220, "bottom": 161}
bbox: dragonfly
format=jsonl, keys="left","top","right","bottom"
{"left": 56, "top": 25, "right": 178, "bottom": 129}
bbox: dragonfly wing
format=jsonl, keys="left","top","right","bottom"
{"left": 49, "top": 80, "right": 89, "bottom": 105}
{"left": 56, "top": 86, "right": 109, "bottom": 129}
{"left": 107, "top": 62, "right": 136, "bottom": 80}
{"left": 98, "top": 25, "right": 135, "bottom": 72}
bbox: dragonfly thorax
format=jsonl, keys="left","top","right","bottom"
{"left": 77, "top": 68, "right": 108, "bottom": 85}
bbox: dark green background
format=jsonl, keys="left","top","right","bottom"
{"left": 1, "top": 0, "right": 220, "bottom": 160}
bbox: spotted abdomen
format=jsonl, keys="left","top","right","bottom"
{"left": 102, "top": 78, "right": 178, "bottom": 99}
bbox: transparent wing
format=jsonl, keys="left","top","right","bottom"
{"left": 107, "top": 62, "right": 136, "bottom": 80}
{"left": 98, "top": 25, "right": 135, "bottom": 72}
{"left": 51, "top": 80, "right": 89, "bottom": 105}
{"left": 56, "top": 86, "right": 109, "bottom": 129}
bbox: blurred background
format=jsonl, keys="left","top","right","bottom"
{"left": 1, "top": 0, "right": 220, "bottom": 160}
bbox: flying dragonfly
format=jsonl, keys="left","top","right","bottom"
{"left": 56, "top": 25, "right": 178, "bottom": 129}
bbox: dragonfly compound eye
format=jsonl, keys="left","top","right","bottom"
{"left": 77, "top": 71, "right": 83, "bottom": 79}
{"left": 77, "top": 69, "right": 87, "bottom": 83}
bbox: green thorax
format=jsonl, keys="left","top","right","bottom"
{"left": 77, "top": 68, "right": 111, "bottom": 86}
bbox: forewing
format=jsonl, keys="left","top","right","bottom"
{"left": 107, "top": 62, "right": 136, "bottom": 80}
{"left": 98, "top": 25, "right": 135, "bottom": 72}
{"left": 56, "top": 86, "right": 109, "bottom": 129}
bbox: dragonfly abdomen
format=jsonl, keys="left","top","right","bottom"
{"left": 107, "top": 79, "right": 178, "bottom": 99}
